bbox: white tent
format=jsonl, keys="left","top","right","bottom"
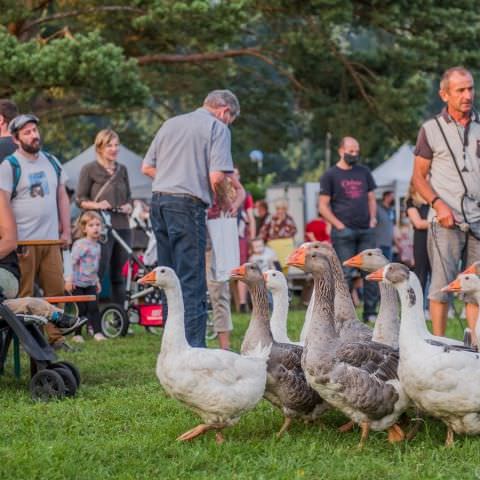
{"left": 63, "top": 145, "right": 152, "bottom": 199}
{"left": 372, "top": 143, "right": 415, "bottom": 197}
{"left": 372, "top": 143, "right": 415, "bottom": 222}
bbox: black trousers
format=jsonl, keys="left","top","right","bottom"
{"left": 73, "top": 285, "right": 101, "bottom": 334}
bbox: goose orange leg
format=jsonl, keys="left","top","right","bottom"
{"left": 387, "top": 423, "right": 406, "bottom": 443}
{"left": 176, "top": 423, "right": 224, "bottom": 442}
{"left": 276, "top": 417, "right": 292, "bottom": 437}
{"left": 357, "top": 422, "right": 370, "bottom": 449}
{"left": 445, "top": 427, "right": 455, "bottom": 447}
{"left": 338, "top": 420, "right": 354, "bottom": 433}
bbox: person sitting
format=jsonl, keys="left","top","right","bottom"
{"left": 248, "top": 237, "right": 279, "bottom": 273}
{"left": 305, "top": 210, "right": 331, "bottom": 243}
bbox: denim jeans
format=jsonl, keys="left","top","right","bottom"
{"left": 331, "top": 226, "right": 377, "bottom": 319}
{"left": 151, "top": 194, "right": 208, "bottom": 347}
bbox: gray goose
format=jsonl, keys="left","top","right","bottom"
{"left": 298, "top": 242, "right": 372, "bottom": 343}
{"left": 288, "top": 246, "right": 409, "bottom": 447}
{"left": 344, "top": 249, "right": 400, "bottom": 348}
{"left": 232, "top": 263, "right": 329, "bottom": 436}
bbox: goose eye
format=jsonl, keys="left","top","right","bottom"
{"left": 466, "top": 275, "right": 470, "bottom": 280}
{"left": 160, "top": 268, "right": 165, "bottom": 274}
{"left": 367, "top": 252, "right": 372, "bottom": 256}
{"left": 272, "top": 273, "right": 276, "bottom": 277}
{"left": 312, "top": 253, "right": 317, "bottom": 258}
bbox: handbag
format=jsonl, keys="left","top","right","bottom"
{"left": 207, "top": 213, "right": 240, "bottom": 281}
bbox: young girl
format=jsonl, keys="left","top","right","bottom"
{"left": 66, "top": 211, "right": 107, "bottom": 342}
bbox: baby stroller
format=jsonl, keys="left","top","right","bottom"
{"left": 98, "top": 210, "right": 164, "bottom": 338}
{"left": 0, "top": 291, "right": 81, "bottom": 401}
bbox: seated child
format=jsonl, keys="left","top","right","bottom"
{"left": 248, "top": 237, "right": 280, "bottom": 273}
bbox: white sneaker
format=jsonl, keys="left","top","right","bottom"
{"left": 94, "top": 333, "right": 107, "bottom": 342}
{"left": 72, "top": 335, "right": 85, "bottom": 344}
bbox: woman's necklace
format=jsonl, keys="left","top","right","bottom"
{"left": 102, "top": 161, "right": 116, "bottom": 175}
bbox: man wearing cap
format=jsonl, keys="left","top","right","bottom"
{"left": 142, "top": 89, "right": 240, "bottom": 348}
{"left": 0, "top": 114, "right": 71, "bottom": 349}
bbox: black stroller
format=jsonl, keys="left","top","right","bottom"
{"left": 0, "top": 292, "right": 81, "bottom": 401}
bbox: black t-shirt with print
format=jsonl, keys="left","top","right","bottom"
{"left": 320, "top": 164, "right": 376, "bottom": 229}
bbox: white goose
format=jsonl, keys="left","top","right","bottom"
{"left": 288, "top": 246, "right": 409, "bottom": 447}
{"left": 139, "top": 266, "right": 269, "bottom": 443}
{"left": 343, "top": 249, "right": 400, "bottom": 348}
{"left": 369, "top": 263, "right": 480, "bottom": 446}
{"left": 442, "top": 272, "right": 480, "bottom": 348}
{"left": 264, "top": 269, "right": 303, "bottom": 346}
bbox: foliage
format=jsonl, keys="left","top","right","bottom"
{"left": 0, "top": 310, "right": 477, "bottom": 479}
{"left": 2, "top": 1, "right": 480, "bottom": 180}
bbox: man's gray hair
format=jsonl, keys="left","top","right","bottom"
{"left": 203, "top": 90, "right": 240, "bottom": 117}
{"left": 440, "top": 66, "right": 472, "bottom": 91}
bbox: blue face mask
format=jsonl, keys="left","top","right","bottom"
{"left": 343, "top": 153, "right": 360, "bottom": 165}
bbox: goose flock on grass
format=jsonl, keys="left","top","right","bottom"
{"left": 138, "top": 241, "right": 480, "bottom": 447}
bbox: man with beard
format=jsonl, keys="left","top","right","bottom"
{"left": 0, "top": 114, "right": 72, "bottom": 350}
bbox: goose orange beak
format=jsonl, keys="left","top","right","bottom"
{"left": 139, "top": 270, "right": 157, "bottom": 285}
{"left": 442, "top": 278, "right": 462, "bottom": 293}
{"left": 461, "top": 264, "right": 477, "bottom": 275}
{"left": 231, "top": 264, "right": 247, "bottom": 279}
{"left": 366, "top": 267, "right": 384, "bottom": 282}
{"left": 287, "top": 248, "right": 306, "bottom": 269}
{"left": 343, "top": 253, "right": 363, "bottom": 268}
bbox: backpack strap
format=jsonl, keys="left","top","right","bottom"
{"left": 42, "top": 150, "right": 62, "bottom": 184}
{"left": 4, "top": 151, "right": 62, "bottom": 199}
{"left": 3, "top": 154, "right": 21, "bottom": 199}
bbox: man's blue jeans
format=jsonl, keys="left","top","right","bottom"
{"left": 331, "top": 226, "right": 377, "bottom": 320}
{"left": 151, "top": 194, "right": 208, "bottom": 347}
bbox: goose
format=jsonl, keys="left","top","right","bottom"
{"left": 442, "top": 272, "right": 480, "bottom": 348}
{"left": 263, "top": 269, "right": 302, "bottom": 346}
{"left": 233, "top": 263, "right": 329, "bottom": 437}
{"left": 368, "top": 263, "right": 480, "bottom": 446}
{"left": 343, "top": 249, "right": 400, "bottom": 348}
{"left": 295, "top": 242, "right": 372, "bottom": 344}
{"left": 288, "top": 246, "right": 409, "bottom": 447}
{"left": 138, "top": 266, "right": 269, "bottom": 443}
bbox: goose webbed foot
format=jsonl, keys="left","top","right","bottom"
{"left": 276, "top": 417, "right": 292, "bottom": 438}
{"left": 445, "top": 427, "right": 455, "bottom": 447}
{"left": 387, "top": 423, "right": 405, "bottom": 443}
{"left": 357, "top": 421, "right": 370, "bottom": 449}
{"left": 338, "top": 420, "right": 354, "bottom": 433}
{"left": 177, "top": 423, "right": 224, "bottom": 442}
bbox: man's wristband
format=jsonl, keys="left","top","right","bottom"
{"left": 431, "top": 196, "right": 441, "bottom": 208}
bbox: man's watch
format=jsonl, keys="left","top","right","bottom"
{"left": 431, "top": 196, "right": 441, "bottom": 208}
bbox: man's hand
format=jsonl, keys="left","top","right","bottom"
{"left": 96, "top": 200, "right": 112, "bottom": 210}
{"left": 434, "top": 199, "right": 455, "bottom": 228}
{"left": 369, "top": 217, "right": 378, "bottom": 229}
{"left": 60, "top": 230, "right": 71, "bottom": 248}
{"left": 335, "top": 221, "right": 346, "bottom": 230}
{"left": 119, "top": 203, "right": 133, "bottom": 215}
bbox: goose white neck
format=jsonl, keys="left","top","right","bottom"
{"left": 395, "top": 272, "right": 430, "bottom": 346}
{"left": 160, "top": 277, "right": 189, "bottom": 351}
{"left": 270, "top": 286, "right": 291, "bottom": 343}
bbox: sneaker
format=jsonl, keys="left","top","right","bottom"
{"left": 94, "top": 333, "right": 107, "bottom": 342}
{"left": 71, "top": 335, "right": 85, "bottom": 344}
{"left": 50, "top": 311, "right": 77, "bottom": 330}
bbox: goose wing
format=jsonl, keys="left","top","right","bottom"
{"left": 328, "top": 342, "right": 400, "bottom": 418}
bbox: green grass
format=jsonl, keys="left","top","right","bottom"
{"left": 0, "top": 309, "right": 478, "bottom": 480}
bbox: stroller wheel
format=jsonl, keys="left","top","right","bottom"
{"left": 100, "top": 304, "right": 128, "bottom": 338}
{"left": 30, "top": 370, "right": 66, "bottom": 402}
{"left": 54, "top": 361, "right": 81, "bottom": 387}
{"left": 48, "top": 365, "right": 78, "bottom": 397}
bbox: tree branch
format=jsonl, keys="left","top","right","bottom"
{"left": 137, "top": 47, "right": 305, "bottom": 90}
{"left": 19, "top": 6, "right": 145, "bottom": 36}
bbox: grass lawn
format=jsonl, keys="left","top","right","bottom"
{"left": 0, "top": 308, "right": 478, "bottom": 480}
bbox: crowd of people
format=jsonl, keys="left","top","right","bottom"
{"left": 0, "top": 65, "right": 479, "bottom": 353}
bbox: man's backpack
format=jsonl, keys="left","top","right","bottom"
{"left": 2, "top": 151, "right": 62, "bottom": 199}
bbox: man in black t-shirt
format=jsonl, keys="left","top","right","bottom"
{"left": 319, "top": 136, "right": 378, "bottom": 322}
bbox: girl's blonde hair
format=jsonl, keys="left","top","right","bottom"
{"left": 95, "top": 129, "right": 119, "bottom": 161}
{"left": 73, "top": 210, "right": 103, "bottom": 240}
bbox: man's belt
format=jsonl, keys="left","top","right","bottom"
{"left": 153, "top": 192, "right": 207, "bottom": 207}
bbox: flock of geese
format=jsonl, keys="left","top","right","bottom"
{"left": 138, "top": 242, "right": 480, "bottom": 447}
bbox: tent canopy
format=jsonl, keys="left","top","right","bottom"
{"left": 372, "top": 143, "right": 414, "bottom": 197}
{"left": 63, "top": 145, "right": 152, "bottom": 199}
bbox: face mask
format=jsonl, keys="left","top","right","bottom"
{"left": 343, "top": 153, "right": 360, "bottom": 165}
